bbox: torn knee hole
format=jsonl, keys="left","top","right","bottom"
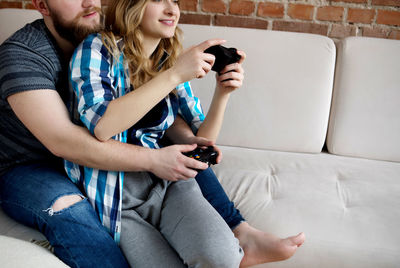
{"left": 44, "top": 194, "right": 84, "bottom": 215}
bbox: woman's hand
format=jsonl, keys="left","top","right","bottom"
{"left": 172, "top": 39, "right": 226, "bottom": 84}
{"left": 215, "top": 50, "right": 246, "bottom": 95}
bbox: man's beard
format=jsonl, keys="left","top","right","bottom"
{"left": 51, "top": 6, "right": 104, "bottom": 46}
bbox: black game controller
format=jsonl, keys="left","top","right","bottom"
{"left": 183, "top": 146, "right": 218, "bottom": 167}
{"left": 204, "top": 45, "right": 241, "bottom": 74}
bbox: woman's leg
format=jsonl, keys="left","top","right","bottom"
{"left": 160, "top": 178, "right": 244, "bottom": 268}
{"left": 120, "top": 171, "right": 186, "bottom": 267}
{"left": 195, "top": 167, "right": 245, "bottom": 228}
{"left": 0, "top": 163, "right": 129, "bottom": 268}
{"left": 120, "top": 208, "right": 186, "bottom": 268}
{"left": 195, "top": 167, "right": 305, "bottom": 267}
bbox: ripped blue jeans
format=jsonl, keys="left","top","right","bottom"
{"left": 0, "top": 162, "right": 129, "bottom": 268}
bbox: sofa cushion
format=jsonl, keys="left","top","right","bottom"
{"left": 213, "top": 145, "right": 400, "bottom": 268}
{"left": 0, "top": 235, "right": 67, "bottom": 267}
{"left": 0, "top": 206, "right": 46, "bottom": 242}
{"left": 327, "top": 37, "right": 400, "bottom": 162}
{"left": 180, "top": 24, "right": 336, "bottom": 153}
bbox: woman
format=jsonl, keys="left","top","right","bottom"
{"left": 67, "top": 0, "right": 304, "bottom": 267}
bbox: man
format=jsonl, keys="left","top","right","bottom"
{"left": 0, "top": 0, "right": 207, "bottom": 267}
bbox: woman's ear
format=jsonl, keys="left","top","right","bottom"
{"left": 32, "top": 0, "right": 50, "bottom": 16}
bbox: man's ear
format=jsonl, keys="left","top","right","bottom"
{"left": 32, "top": 0, "right": 50, "bottom": 16}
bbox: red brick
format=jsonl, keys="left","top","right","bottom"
{"left": 179, "top": 13, "right": 212, "bottom": 25}
{"left": 372, "top": 0, "right": 400, "bottom": 7}
{"left": 180, "top": 0, "right": 198, "bottom": 12}
{"left": 317, "top": 6, "right": 344, "bottom": 22}
{"left": 229, "top": 0, "right": 255, "bottom": 16}
{"left": 25, "top": 3, "right": 36, "bottom": 9}
{"left": 329, "top": 24, "right": 357, "bottom": 38}
{"left": 0, "top": 1, "right": 22, "bottom": 8}
{"left": 202, "top": 0, "right": 226, "bottom": 14}
{"left": 362, "top": 26, "right": 390, "bottom": 38}
{"left": 273, "top": 21, "right": 329, "bottom": 35}
{"left": 257, "top": 2, "right": 284, "bottom": 18}
{"left": 331, "top": 0, "right": 367, "bottom": 3}
{"left": 389, "top": 29, "right": 400, "bottom": 39}
{"left": 347, "top": 8, "right": 375, "bottom": 24}
{"left": 288, "top": 4, "right": 314, "bottom": 20}
{"left": 377, "top": 10, "right": 400, "bottom": 26}
{"left": 215, "top": 15, "right": 268, "bottom": 29}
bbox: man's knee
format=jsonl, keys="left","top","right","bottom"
{"left": 51, "top": 194, "right": 84, "bottom": 212}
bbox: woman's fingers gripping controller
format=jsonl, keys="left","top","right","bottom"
{"left": 173, "top": 39, "right": 226, "bottom": 83}
{"left": 196, "top": 39, "right": 226, "bottom": 78}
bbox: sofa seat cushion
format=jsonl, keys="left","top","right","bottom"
{"left": 213, "top": 145, "right": 400, "bottom": 268}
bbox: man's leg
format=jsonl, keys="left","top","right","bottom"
{"left": 0, "top": 163, "right": 129, "bottom": 268}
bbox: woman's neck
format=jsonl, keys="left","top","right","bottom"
{"left": 142, "top": 36, "right": 161, "bottom": 58}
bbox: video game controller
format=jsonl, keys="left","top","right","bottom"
{"left": 183, "top": 146, "right": 218, "bottom": 167}
{"left": 204, "top": 45, "right": 241, "bottom": 74}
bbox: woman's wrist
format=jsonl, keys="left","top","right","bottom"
{"left": 166, "top": 66, "right": 184, "bottom": 86}
{"left": 214, "top": 87, "right": 231, "bottom": 104}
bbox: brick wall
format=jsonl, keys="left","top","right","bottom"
{"left": 179, "top": 0, "right": 400, "bottom": 39}
{"left": 1, "top": 0, "right": 399, "bottom": 39}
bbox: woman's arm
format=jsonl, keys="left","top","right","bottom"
{"left": 94, "top": 39, "right": 226, "bottom": 141}
{"left": 196, "top": 50, "right": 246, "bottom": 142}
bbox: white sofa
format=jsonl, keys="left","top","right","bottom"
{"left": 1, "top": 8, "right": 400, "bottom": 268}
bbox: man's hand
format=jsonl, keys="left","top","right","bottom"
{"left": 165, "top": 116, "right": 223, "bottom": 164}
{"left": 148, "top": 144, "right": 209, "bottom": 181}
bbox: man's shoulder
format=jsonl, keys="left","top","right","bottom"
{"left": 0, "top": 19, "right": 60, "bottom": 74}
{"left": 0, "top": 20, "right": 61, "bottom": 98}
{"left": 2, "top": 19, "right": 51, "bottom": 51}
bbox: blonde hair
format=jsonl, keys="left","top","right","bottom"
{"left": 101, "top": 0, "right": 182, "bottom": 89}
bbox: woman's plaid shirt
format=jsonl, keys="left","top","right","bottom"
{"left": 64, "top": 34, "right": 204, "bottom": 243}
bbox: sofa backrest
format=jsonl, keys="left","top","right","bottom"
{"left": 0, "top": 8, "right": 42, "bottom": 44}
{"left": 327, "top": 37, "right": 400, "bottom": 162}
{"left": 180, "top": 24, "right": 336, "bottom": 153}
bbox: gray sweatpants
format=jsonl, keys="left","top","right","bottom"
{"left": 119, "top": 172, "right": 243, "bottom": 268}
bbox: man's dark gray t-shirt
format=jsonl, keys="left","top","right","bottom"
{"left": 0, "top": 19, "right": 69, "bottom": 175}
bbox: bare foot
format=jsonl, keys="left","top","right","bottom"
{"left": 233, "top": 222, "right": 305, "bottom": 267}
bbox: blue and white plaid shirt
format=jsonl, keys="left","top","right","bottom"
{"left": 65, "top": 33, "right": 205, "bottom": 243}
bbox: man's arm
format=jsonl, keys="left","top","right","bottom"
{"left": 7, "top": 89, "right": 206, "bottom": 179}
{"left": 8, "top": 89, "right": 151, "bottom": 171}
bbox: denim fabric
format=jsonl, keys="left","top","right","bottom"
{"left": 0, "top": 163, "right": 129, "bottom": 268}
{"left": 195, "top": 167, "right": 245, "bottom": 229}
